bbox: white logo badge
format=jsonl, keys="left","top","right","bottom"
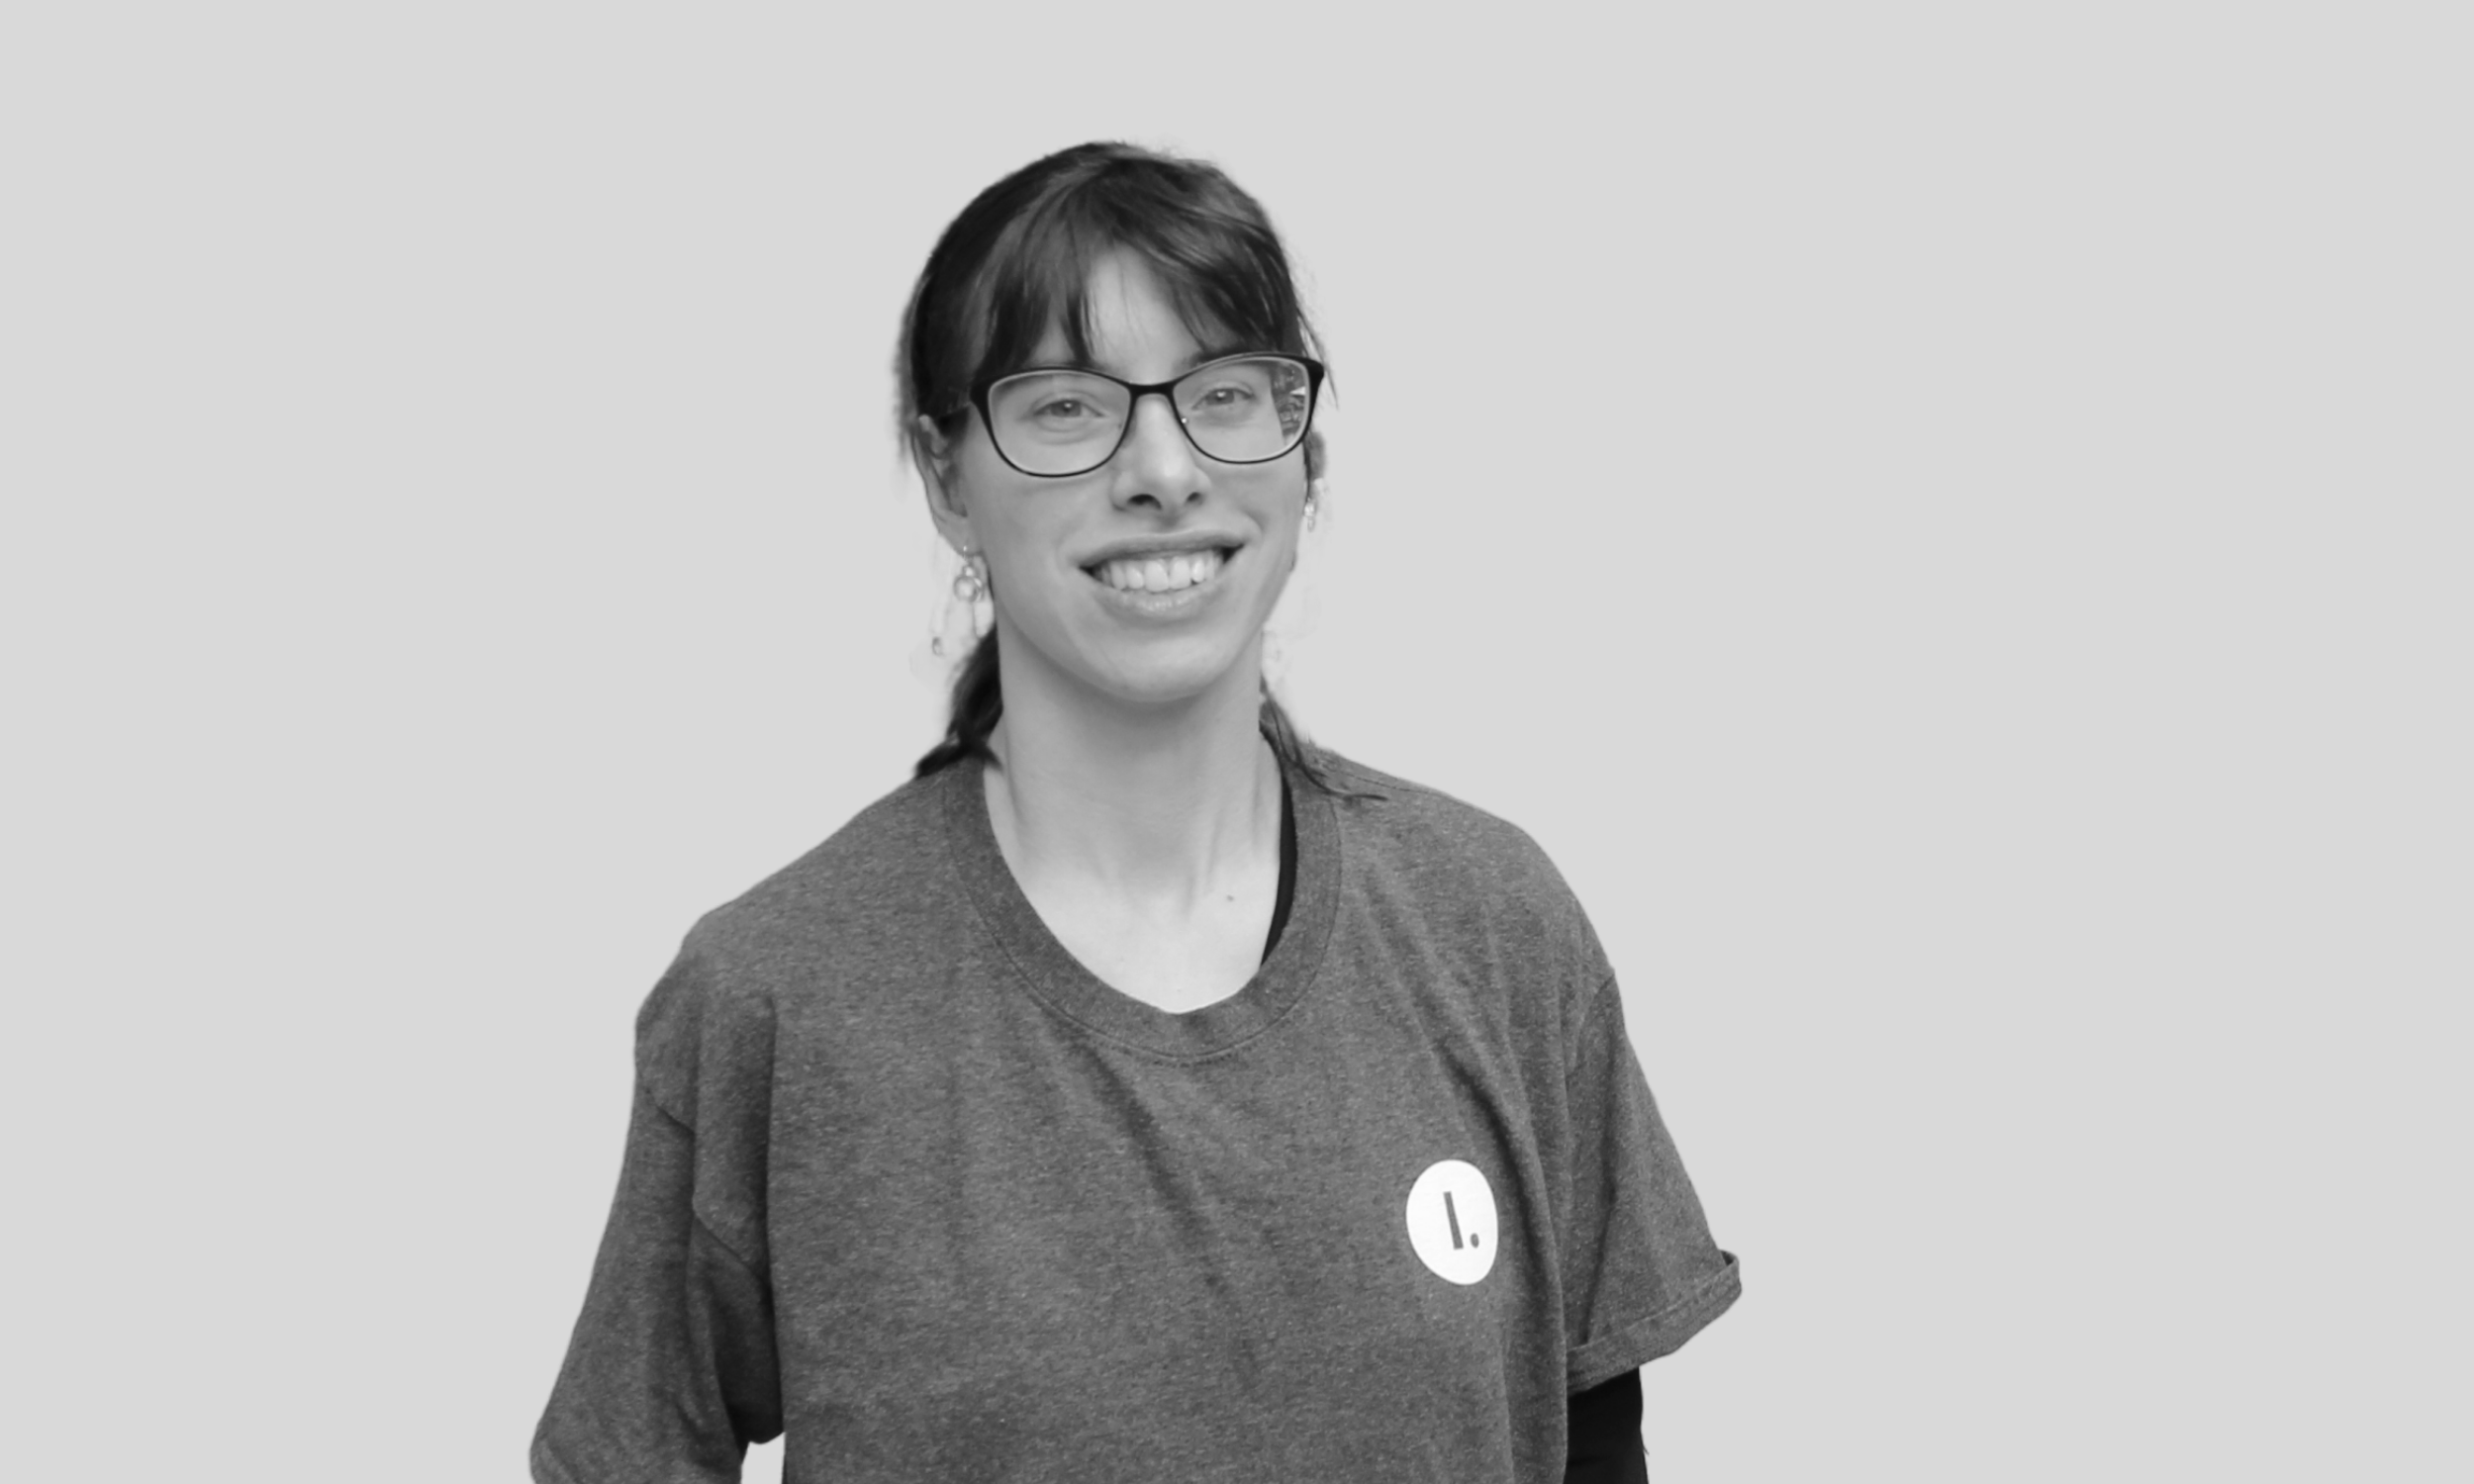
{"left": 1405, "top": 1159, "right": 1498, "bottom": 1285}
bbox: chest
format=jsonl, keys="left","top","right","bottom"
{"left": 768, "top": 1005, "right": 1542, "bottom": 1479}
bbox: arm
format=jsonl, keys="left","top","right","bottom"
{"left": 531, "top": 1081, "right": 782, "bottom": 1483}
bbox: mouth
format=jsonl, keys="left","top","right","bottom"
{"left": 1081, "top": 545, "right": 1241, "bottom": 597}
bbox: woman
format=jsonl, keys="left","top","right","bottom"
{"left": 533, "top": 141, "right": 1738, "bottom": 1483}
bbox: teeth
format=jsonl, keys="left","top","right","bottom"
{"left": 1096, "top": 549, "right": 1224, "bottom": 593}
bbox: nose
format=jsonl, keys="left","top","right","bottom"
{"left": 1107, "top": 391, "right": 1207, "bottom": 512}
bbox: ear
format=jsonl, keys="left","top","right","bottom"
{"left": 1301, "top": 429, "right": 1330, "bottom": 525}
{"left": 914, "top": 414, "right": 975, "bottom": 551}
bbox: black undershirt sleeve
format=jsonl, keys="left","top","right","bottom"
{"left": 1261, "top": 781, "right": 1645, "bottom": 1483}
{"left": 1565, "top": 1369, "right": 1648, "bottom": 1483}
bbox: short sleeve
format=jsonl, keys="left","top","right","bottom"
{"left": 1562, "top": 977, "right": 1741, "bottom": 1393}
{"left": 532, "top": 942, "right": 784, "bottom": 1483}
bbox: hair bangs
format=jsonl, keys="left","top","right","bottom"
{"left": 956, "top": 171, "right": 1308, "bottom": 399}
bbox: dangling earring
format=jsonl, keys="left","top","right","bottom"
{"left": 1266, "top": 481, "right": 1324, "bottom": 689}
{"left": 930, "top": 546, "right": 991, "bottom": 659}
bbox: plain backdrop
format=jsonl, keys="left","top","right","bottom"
{"left": 4, "top": 4, "right": 2465, "bottom": 1479}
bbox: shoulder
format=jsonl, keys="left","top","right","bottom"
{"left": 635, "top": 768, "right": 963, "bottom": 1101}
{"left": 1310, "top": 749, "right": 1577, "bottom": 905}
{"left": 1308, "top": 747, "right": 1608, "bottom": 981}
{"left": 1306, "top": 747, "right": 1623, "bottom": 1081}
{"left": 689, "top": 767, "right": 956, "bottom": 955}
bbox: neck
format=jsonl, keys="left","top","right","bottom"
{"left": 981, "top": 626, "right": 1281, "bottom": 910}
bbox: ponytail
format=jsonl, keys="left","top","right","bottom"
{"left": 912, "top": 628, "right": 1006, "bottom": 777}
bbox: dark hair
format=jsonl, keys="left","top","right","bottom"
{"left": 900, "top": 141, "right": 1353, "bottom": 793}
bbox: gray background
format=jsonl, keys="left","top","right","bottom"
{"left": 5, "top": 3, "right": 2463, "bottom": 1478}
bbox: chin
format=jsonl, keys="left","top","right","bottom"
{"left": 1082, "top": 632, "right": 1263, "bottom": 710}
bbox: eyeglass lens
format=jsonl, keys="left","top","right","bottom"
{"left": 986, "top": 356, "right": 1313, "bottom": 476}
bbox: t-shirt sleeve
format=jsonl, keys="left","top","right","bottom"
{"left": 532, "top": 940, "right": 784, "bottom": 1483}
{"left": 1561, "top": 976, "right": 1741, "bottom": 1393}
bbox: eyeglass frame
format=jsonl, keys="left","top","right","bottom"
{"left": 960, "top": 352, "right": 1327, "bottom": 480}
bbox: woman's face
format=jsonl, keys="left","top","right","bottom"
{"left": 925, "top": 249, "right": 1310, "bottom": 719}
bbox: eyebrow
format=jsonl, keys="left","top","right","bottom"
{"left": 1034, "top": 343, "right": 1250, "bottom": 379}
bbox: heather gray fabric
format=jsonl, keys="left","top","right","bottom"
{"left": 533, "top": 749, "right": 1739, "bottom": 1483}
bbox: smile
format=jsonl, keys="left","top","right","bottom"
{"left": 1086, "top": 546, "right": 1234, "bottom": 593}
{"left": 1081, "top": 545, "right": 1239, "bottom": 615}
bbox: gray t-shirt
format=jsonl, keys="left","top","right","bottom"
{"left": 533, "top": 749, "right": 1739, "bottom": 1483}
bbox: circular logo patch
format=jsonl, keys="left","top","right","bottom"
{"left": 1405, "top": 1159, "right": 1498, "bottom": 1285}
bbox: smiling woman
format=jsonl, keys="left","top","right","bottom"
{"left": 899, "top": 145, "right": 1339, "bottom": 805}
{"left": 916, "top": 249, "right": 1312, "bottom": 791}
{"left": 530, "top": 141, "right": 1739, "bottom": 1484}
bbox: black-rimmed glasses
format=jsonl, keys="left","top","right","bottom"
{"left": 967, "top": 353, "right": 1324, "bottom": 478}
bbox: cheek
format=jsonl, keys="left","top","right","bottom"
{"left": 984, "top": 549, "right": 1059, "bottom": 618}
{"left": 976, "top": 522, "right": 1090, "bottom": 639}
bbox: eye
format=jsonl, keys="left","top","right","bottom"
{"left": 1184, "top": 381, "right": 1261, "bottom": 417}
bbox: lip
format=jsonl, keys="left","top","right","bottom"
{"left": 1077, "top": 532, "right": 1248, "bottom": 569}
{"left": 1082, "top": 540, "right": 1242, "bottom": 619}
